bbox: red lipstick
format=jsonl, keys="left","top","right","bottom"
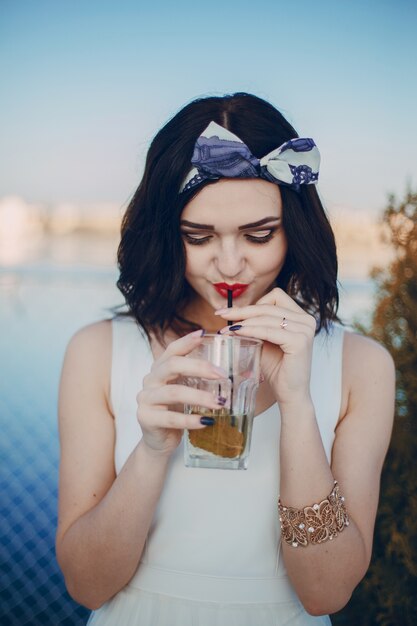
{"left": 213, "top": 283, "right": 249, "bottom": 298}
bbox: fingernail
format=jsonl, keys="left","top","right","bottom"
{"left": 217, "top": 396, "right": 227, "bottom": 406}
{"left": 229, "top": 324, "right": 242, "bottom": 331}
{"left": 259, "top": 373, "right": 265, "bottom": 383}
{"left": 189, "top": 328, "right": 205, "bottom": 337}
{"left": 200, "top": 417, "right": 215, "bottom": 426}
{"left": 214, "top": 309, "right": 227, "bottom": 315}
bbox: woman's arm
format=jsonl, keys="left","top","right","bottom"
{"left": 56, "top": 322, "right": 171, "bottom": 610}
{"left": 279, "top": 332, "right": 395, "bottom": 615}
{"left": 56, "top": 322, "right": 223, "bottom": 610}
{"left": 215, "top": 289, "right": 395, "bottom": 616}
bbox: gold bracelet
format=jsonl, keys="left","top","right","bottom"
{"left": 278, "top": 480, "right": 350, "bottom": 548}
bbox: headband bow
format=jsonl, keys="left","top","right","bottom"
{"left": 180, "top": 121, "right": 320, "bottom": 193}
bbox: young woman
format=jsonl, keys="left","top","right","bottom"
{"left": 56, "top": 93, "right": 395, "bottom": 625}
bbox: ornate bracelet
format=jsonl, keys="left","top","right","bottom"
{"left": 278, "top": 480, "right": 350, "bottom": 548}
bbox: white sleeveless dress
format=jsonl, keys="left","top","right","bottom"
{"left": 87, "top": 317, "right": 347, "bottom": 625}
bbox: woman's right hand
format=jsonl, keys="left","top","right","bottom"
{"left": 136, "top": 330, "right": 225, "bottom": 458}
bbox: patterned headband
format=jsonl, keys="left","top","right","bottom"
{"left": 180, "top": 121, "right": 320, "bottom": 194}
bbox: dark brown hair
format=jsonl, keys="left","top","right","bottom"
{"left": 117, "top": 92, "right": 341, "bottom": 338}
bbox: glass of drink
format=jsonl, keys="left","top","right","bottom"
{"left": 183, "top": 334, "right": 263, "bottom": 470}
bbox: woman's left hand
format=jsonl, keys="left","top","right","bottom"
{"left": 215, "top": 287, "right": 317, "bottom": 407}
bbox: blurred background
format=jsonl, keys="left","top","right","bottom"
{"left": 1, "top": 1, "right": 416, "bottom": 624}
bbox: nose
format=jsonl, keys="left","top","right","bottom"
{"left": 215, "top": 238, "right": 246, "bottom": 279}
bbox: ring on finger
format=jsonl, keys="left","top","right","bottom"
{"left": 280, "top": 316, "right": 288, "bottom": 329}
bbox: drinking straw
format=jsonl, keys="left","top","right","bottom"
{"left": 227, "top": 289, "right": 233, "bottom": 325}
{"left": 227, "top": 289, "right": 235, "bottom": 426}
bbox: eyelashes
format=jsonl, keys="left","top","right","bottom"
{"left": 246, "top": 232, "right": 274, "bottom": 244}
{"left": 182, "top": 229, "right": 277, "bottom": 246}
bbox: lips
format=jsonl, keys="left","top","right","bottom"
{"left": 213, "top": 283, "right": 249, "bottom": 298}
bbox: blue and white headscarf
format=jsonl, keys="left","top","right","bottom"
{"left": 180, "top": 121, "right": 320, "bottom": 193}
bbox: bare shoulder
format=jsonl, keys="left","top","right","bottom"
{"left": 62, "top": 319, "right": 113, "bottom": 411}
{"left": 66, "top": 319, "right": 112, "bottom": 356}
{"left": 338, "top": 331, "right": 395, "bottom": 431}
{"left": 65, "top": 319, "right": 112, "bottom": 373}
{"left": 339, "top": 328, "right": 396, "bottom": 430}
{"left": 343, "top": 329, "right": 396, "bottom": 382}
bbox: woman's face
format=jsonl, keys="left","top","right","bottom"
{"left": 181, "top": 178, "right": 288, "bottom": 311}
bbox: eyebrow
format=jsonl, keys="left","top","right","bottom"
{"left": 180, "top": 216, "right": 281, "bottom": 231}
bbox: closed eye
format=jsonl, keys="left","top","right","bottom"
{"left": 181, "top": 233, "right": 212, "bottom": 245}
{"left": 245, "top": 229, "right": 276, "bottom": 243}
{"left": 181, "top": 228, "right": 278, "bottom": 246}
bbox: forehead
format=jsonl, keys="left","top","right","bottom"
{"left": 181, "top": 179, "right": 282, "bottom": 224}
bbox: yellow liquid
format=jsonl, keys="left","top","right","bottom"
{"left": 188, "top": 409, "right": 248, "bottom": 458}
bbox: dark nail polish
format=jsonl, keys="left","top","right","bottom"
{"left": 200, "top": 417, "right": 215, "bottom": 426}
{"left": 229, "top": 324, "right": 242, "bottom": 331}
{"left": 200, "top": 328, "right": 206, "bottom": 336}
{"left": 217, "top": 396, "right": 227, "bottom": 405}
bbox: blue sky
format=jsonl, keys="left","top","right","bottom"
{"left": 1, "top": 0, "right": 416, "bottom": 214}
